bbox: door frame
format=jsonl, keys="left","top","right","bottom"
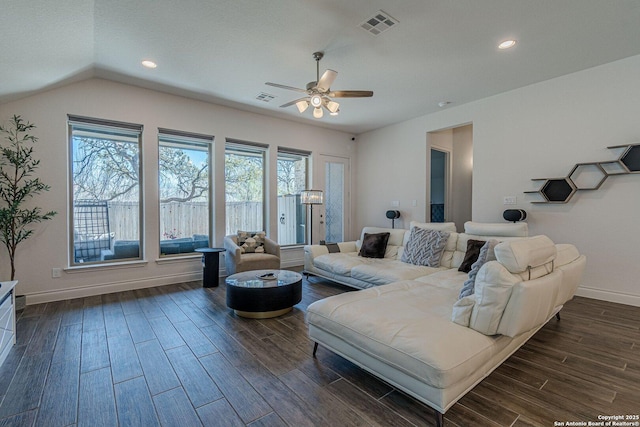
{"left": 429, "top": 145, "right": 452, "bottom": 223}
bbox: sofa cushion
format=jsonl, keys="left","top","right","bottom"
{"left": 401, "top": 227, "right": 450, "bottom": 267}
{"left": 464, "top": 221, "right": 528, "bottom": 237}
{"left": 314, "top": 252, "right": 369, "bottom": 276}
{"left": 352, "top": 261, "right": 445, "bottom": 286}
{"left": 359, "top": 232, "right": 390, "bottom": 258}
{"left": 458, "top": 239, "right": 486, "bottom": 273}
{"left": 494, "top": 235, "right": 556, "bottom": 278}
{"left": 468, "top": 261, "right": 520, "bottom": 335}
{"left": 307, "top": 280, "right": 512, "bottom": 389}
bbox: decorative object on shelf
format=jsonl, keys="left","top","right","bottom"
{"left": 525, "top": 143, "right": 640, "bottom": 203}
{"left": 503, "top": 209, "right": 527, "bottom": 222}
{"left": 386, "top": 210, "right": 401, "bottom": 228}
{"left": 301, "top": 189, "right": 323, "bottom": 244}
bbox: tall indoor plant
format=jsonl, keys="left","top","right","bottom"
{"left": 0, "top": 115, "right": 56, "bottom": 280}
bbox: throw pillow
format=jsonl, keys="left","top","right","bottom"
{"left": 458, "top": 239, "right": 498, "bottom": 299}
{"left": 401, "top": 227, "right": 450, "bottom": 267}
{"left": 358, "top": 232, "right": 390, "bottom": 258}
{"left": 237, "top": 230, "right": 266, "bottom": 253}
{"left": 458, "top": 239, "right": 487, "bottom": 273}
{"left": 323, "top": 242, "right": 341, "bottom": 253}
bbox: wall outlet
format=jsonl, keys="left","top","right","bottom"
{"left": 503, "top": 196, "right": 517, "bottom": 205}
{"left": 52, "top": 268, "right": 62, "bottom": 278}
{"left": 411, "top": 199, "right": 417, "bottom": 207}
{"left": 391, "top": 200, "right": 400, "bottom": 207}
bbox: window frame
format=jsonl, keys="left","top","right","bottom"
{"left": 157, "top": 128, "right": 214, "bottom": 257}
{"left": 224, "top": 140, "right": 267, "bottom": 236}
{"left": 68, "top": 115, "right": 144, "bottom": 267}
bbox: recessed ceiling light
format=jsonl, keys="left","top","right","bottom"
{"left": 141, "top": 60, "right": 157, "bottom": 69}
{"left": 498, "top": 40, "right": 517, "bottom": 50}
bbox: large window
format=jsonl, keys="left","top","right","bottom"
{"left": 158, "top": 129, "right": 212, "bottom": 256}
{"left": 277, "top": 149, "right": 309, "bottom": 245}
{"left": 225, "top": 141, "right": 266, "bottom": 235}
{"left": 69, "top": 116, "right": 143, "bottom": 265}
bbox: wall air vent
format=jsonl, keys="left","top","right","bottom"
{"left": 256, "top": 92, "right": 276, "bottom": 102}
{"left": 360, "top": 10, "right": 398, "bottom": 35}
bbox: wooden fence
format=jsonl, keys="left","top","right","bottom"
{"left": 106, "top": 196, "right": 303, "bottom": 243}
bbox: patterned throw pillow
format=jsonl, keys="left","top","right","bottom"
{"left": 458, "top": 239, "right": 498, "bottom": 299}
{"left": 237, "top": 230, "right": 266, "bottom": 254}
{"left": 401, "top": 227, "right": 450, "bottom": 267}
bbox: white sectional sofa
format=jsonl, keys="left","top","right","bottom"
{"left": 305, "top": 222, "right": 586, "bottom": 426}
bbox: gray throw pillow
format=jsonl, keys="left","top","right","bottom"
{"left": 458, "top": 239, "right": 498, "bottom": 299}
{"left": 401, "top": 227, "right": 450, "bottom": 267}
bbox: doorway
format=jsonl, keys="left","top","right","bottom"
{"left": 430, "top": 148, "right": 449, "bottom": 222}
{"left": 427, "top": 124, "right": 473, "bottom": 230}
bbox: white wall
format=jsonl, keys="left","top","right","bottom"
{"left": 451, "top": 125, "right": 473, "bottom": 231}
{"left": 356, "top": 54, "right": 640, "bottom": 306}
{"left": 0, "top": 78, "right": 355, "bottom": 303}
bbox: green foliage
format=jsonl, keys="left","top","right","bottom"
{"left": 0, "top": 115, "right": 56, "bottom": 280}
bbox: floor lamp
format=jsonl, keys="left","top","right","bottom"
{"left": 301, "top": 190, "right": 323, "bottom": 244}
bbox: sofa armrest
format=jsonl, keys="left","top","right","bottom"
{"left": 264, "top": 237, "right": 280, "bottom": 258}
{"left": 224, "top": 236, "right": 242, "bottom": 257}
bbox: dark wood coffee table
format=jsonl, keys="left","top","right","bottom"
{"left": 225, "top": 269, "right": 302, "bottom": 318}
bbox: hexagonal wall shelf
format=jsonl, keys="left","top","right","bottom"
{"left": 525, "top": 143, "right": 638, "bottom": 204}
{"left": 620, "top": 145, "right": 640, "bottom": 172}
{"left": 568, "top": 163, "right": 607, "bottom": 190}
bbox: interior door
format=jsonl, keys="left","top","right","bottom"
{"left": 318, "top": 155, "right": 350, "bottom": 244}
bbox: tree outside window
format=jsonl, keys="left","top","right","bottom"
{"left": 158, "top": 132, "right": 211, "bottom": 256}
{"left": 225, "top": 143, "right": 265, "bottom": 235}
{"left": 69, "top": 117, "right": 143, "bottom": 264}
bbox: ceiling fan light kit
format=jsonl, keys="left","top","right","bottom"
{"left": 265, "top": 51, "right": 373, "bottom": 120}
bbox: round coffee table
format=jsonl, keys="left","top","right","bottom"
{"left": 225, "top": 269, "right": 303, "bottom": 319}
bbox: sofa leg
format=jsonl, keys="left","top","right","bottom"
{"left": 312, "top": 342, "right": 318, "bottom": 357}
{"left": 435, "top": 411, "right": 444, "bottom": 427}
{"left": 556, "top": 312, "right": 561, "bottom": 321}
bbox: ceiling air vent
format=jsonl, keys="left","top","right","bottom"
{"left": 360, "top": 10, "right": 398, "bottom": 35}
{"left": 256, "top": 92, "right": 276, "bottom": 102}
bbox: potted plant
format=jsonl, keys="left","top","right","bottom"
{"left": 0, "top": 115, "right": 56, "bottom": 305}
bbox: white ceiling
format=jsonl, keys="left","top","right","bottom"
{"left": 3, "top": 0, "right": 640, "bottom": 134}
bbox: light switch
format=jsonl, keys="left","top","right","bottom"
{"left": 503, "top": 196, "right": 517, "bottom": 205}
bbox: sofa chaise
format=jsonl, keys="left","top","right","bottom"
{"left": 305, "top": 222, "right": 586, "bottom": 426}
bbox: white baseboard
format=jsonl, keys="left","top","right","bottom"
{"left": 575, "top": 286, "right": 640, "bottom": 307}
{"left": 25, "top": 270, "right": 203, "bottom": 305}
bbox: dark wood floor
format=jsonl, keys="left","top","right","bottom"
{"left": 0, "top": 276, "right": 638, "bottom": 427}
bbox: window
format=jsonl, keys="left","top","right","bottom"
{"left": 158, "top": 129, "right": 212, "bottom": 256}
{"left": 277, "top": 149, "right": 309, "bottom": 245}
{"left": 225, "top": 141, "right": 266, "bottom": 236}
{"left": 69, "top": 116, "right": 143, "bottom": 265}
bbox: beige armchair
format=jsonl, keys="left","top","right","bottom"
{"left": 224, "top": 234, "right": 281, "bottom": 275}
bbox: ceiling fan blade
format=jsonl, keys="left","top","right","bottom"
{"left": 265, "top": 82, "right": 308, "bottom": 93}
{"left": 279, "top": 97, "right": 310, "bottom": 108}
{"left": 329, "top": 90, "right": 374, "bottom": 98}
{"left": 316, "top": 69, "right": 337, "bottom": 92}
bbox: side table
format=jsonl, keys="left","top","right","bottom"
{"left": 195, "top": 248, "right": 225, "bottom": 288}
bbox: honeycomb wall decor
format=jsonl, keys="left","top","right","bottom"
{"left": 525, "top": 143, "right": 640, "bottom": 203}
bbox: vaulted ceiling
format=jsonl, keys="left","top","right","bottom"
{"left": 3, "top": 1, "right": 640, "bottom": 134}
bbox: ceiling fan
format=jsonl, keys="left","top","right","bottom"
{"left": 266, "top": 51, "right": 373, "bottom": 119}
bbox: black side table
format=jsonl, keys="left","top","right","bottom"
{"left": 195, "top": 248, "right": 225, "bottom": 288}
